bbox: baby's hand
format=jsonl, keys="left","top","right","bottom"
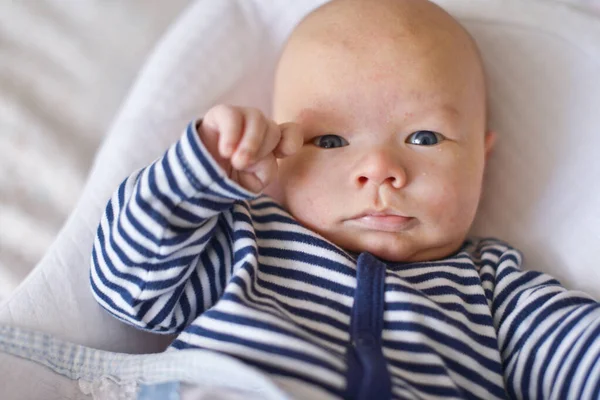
{"left": 198, "top": 105, "right": 303, "bottom": 192}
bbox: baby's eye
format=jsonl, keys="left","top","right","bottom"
{"left": 406, "top": 130, "right": 445, "bottom": 146}
{"left": 312, "top": 134, "right": 349, "bottom": 149}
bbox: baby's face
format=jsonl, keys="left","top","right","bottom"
{"left": 266, "top": 0, "right": 495, "bottom": 262}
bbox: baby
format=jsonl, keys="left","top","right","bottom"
{"left": 90, "top": 0, "right": 600, "bottom": 399}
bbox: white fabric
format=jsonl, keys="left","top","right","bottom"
{"left": 0, "top": 0, "right": 191, "bottom": 299}
{"left": 0, "top": 325, "right": 287, "bottom": 400}
{"left": 454, "top": 0, "right": 600, "bottom": 297}
{"left": 1, "top": 2, "right": 600, "bottom": 397}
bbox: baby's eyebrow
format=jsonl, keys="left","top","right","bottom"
{"left": 404, "top": 103, "right": 460, "bottom": 120}
{"left": 295, "top": 107, "right": 348, "bottom": 130}
{"left": 441, "top": 104, "right": 460, "bottom": 117}
{"left": 295, "top": 107, "right": 326, "bottom": 123}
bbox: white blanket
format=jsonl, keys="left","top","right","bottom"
{"left": 0, "top": 0, "right": 190, "bottom": 299}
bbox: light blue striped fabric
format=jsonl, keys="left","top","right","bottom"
{"left": 138, "top": 382, "right": 179, "bottom": 400}
{"left": 90, "top": 121, "right": 600, "bottom": 399}
{"left": 0, "top": 324, "right": 288, "bottom": 400}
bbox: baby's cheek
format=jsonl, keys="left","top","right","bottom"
{"left": 279, "top": 156, "right": 326, "bottom": 214}
{"left": 422, "top": 178, "right": 465, "bottom": 225}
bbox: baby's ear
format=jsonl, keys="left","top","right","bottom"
{"left": 484, "top": 130, "right": 497, "bottom": 161}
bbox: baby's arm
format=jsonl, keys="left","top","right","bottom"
{"left": 90, "top": 105, "right": 302, "bottom": 334}
{"left": 488, "top": 247, "right": 600, "bottom": 399}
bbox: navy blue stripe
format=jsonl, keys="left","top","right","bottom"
{"left": 189, "top": 263, "right": 205, "bottom": 312}
{"left": 104, "top": 211, "right": 213, "bottom": 268}
{"left": 203, "top": 309, "right": 345, "bottom": 372}
{"left": 92, "top": 236, "right": 146, "bottom": 300}
{"left": 186, "top": 323, "right": 340, "bottom": 374}
{"left": 220, "top": 290, "right": 348, "bottom": 349}
{"left": 386, "top": 302, "right": 498, "bottom": 349}
{"left": 130, "top": 168, "right": 227, "bottom": 247}
{"left": 90, "top": 262, "right": 136, "bottom": 321}
{"left": 525, "top": 306, "right": 589, "bottom": 395}
{"left": 522, "top": 304, "right": 597, "bottom": 395}
{"left": 386, "top": 259, "right": 480, "bottom": 273}
{"left": 383, "top": 321, "right": 503, "bottom": 375}
{"left": 158, "top": 153, "right": 232, "bottom": 226}
{"left": 180, "top": 124, "right": 222, "bottom": 187}
{"left": 384, "top": 340, "right": 507, "bottom": 399}
{"left": 559, "top": 322, "right": 600, "bottom": 399}
{"left": 249, "top": 212, "right": 298, "bottom": 225}
{"left": 233, "top": 228, "right": 257, "bottom": 242}
{"left": 259, "top": 261, "right": 353, "bottom": 297}
{"left": 257, "top": 230, "right": 356, "bottom": 265}
{"left": 259, "top": 246, "right": 354, "bottom": 277}
{"left": 413, "top": 299, "right": 494, "bottom": 326}
{"left": 232, "top": 210, "right": 253, "bottom": 226}
{"left": 181, "top": 123, "right": 252, "bottom": 200}
{"left": 226, "top": 271, "right": 350, "bottom": 335}
{"left": 248, "top": 196, "right": 287, "bottom": 210}
{"left": 479, "top": 271, "right": 496, "bottom": 283}
{"left": 544, "top": 319, "right": 592, "bottom": 399}
{"left": 117, "top": 202, "right": 214, "bottom": 261}
{"left": 388, "top": 283, "right": 489, "bottom": 307}
{"left": 197, "top": 250, "right": 217, "bottom": 305}
{"left": 96, "top": 225, "right": 207, "bottom": 299}
{"left": 387, "top": 358, "right": 480, "bottom": 398}
{"left": 399, "top": 271, "right": 483, "bottom": 287}
{"left": 501, "top": 294, "right": 591, "bottom": 356}
{"left": 577, "top": 351, "right": 600, "bottom": 399}
{"left": 179, "top": 286, "right": 191, "bottom": 327}
{"left": 212, "top": 230, "right": 228, "bottom": 294}
{"left": 252, "top": 270, "right": 352, "bottom": 315}
{"left": 442, "top": 355, "right": 506, "bottom": 399}
{"left": 594, "top": 365, "right": 600, "bottom": 398}
{"left": 493, "top": 270, "right": 550, "bottom": 326}
{"left": 136, "top": 294, "right": 159, "bottom": 321}
{"left": 147, "top": 285, "right": 185, "bottom": 329}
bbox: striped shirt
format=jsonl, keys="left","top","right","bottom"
{"left": 91, "top": 121, "right": 600, "bottom": 400}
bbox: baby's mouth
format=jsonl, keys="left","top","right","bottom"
{"left": 344, "top": 210, "right": 416, "bottom": 232}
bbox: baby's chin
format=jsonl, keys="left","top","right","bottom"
{"left": 342, "top": 238, "right": 421, "bottom": 263}
{"left": 329, "top": 230, "right": 464, "bottom": 263}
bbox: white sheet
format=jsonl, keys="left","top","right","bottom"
{"left": 0, "top": 0, "right": 190, "bottom": 300}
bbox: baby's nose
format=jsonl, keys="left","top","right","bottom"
{"left": 353, "top": 150, "right": 407, "bottom": 189}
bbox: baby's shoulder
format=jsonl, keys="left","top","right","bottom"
{"left": 461, "top": 236, "right": 524, "bottom": 271}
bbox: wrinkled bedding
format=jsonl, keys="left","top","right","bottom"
{"left": 0, "top": 0, "right": 190, "bottom": 300}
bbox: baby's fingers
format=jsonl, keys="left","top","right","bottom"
{"left": 273, "top": 122, "right": 304, "bottom": 158}
{"left": 236, "top": 154, "right": 278, "bottom": 193}
{"left": 231, "top": 108, "right": 269, "bottom": 170}
{"left": 203, "top": 105, "right": 244, "bottom": 159}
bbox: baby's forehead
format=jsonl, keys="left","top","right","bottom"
{"left": 282, "top": 2, "right": 483, "bottom": 83}
{"left": 291, "top": 0, "right": 470, "bottom": 48}
{"left": 292, "top": 100, "right": 463, "bottom": 135}
{"left": 274, "top": 1, "right": 486, "bottom": 128}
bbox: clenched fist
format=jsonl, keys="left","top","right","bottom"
{"left": 197, "top": 105, "right": 303, "bottom": 193}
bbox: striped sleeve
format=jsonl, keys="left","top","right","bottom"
{"left": 490, "top": 248, "right": 600, "bottom": 399}
{"left": 90, "top": 121, "right": 258, "bottom": 334}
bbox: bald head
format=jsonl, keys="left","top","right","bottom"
{"left": 273, "top": 0, "right": 487, "bottom": 129}
{"left": 293, "top": 0, "right": 480, "bottom": 48}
